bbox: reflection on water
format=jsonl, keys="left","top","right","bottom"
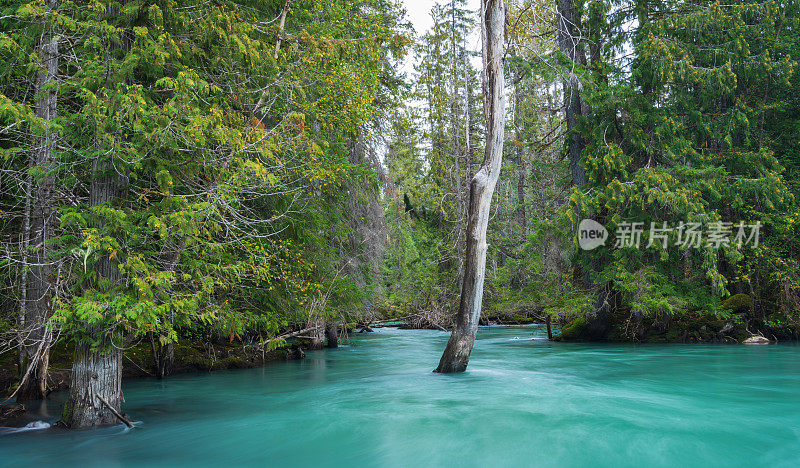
{"left": 1, "top": 326, "right": 799, "bottom": 467}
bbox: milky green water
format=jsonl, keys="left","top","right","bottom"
{"left": 1, "top": 326, "right": 799, "bottom": 467}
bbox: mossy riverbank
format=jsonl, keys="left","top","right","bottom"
{"left": 1, "top": 339, "right": 305, "bottom": 404}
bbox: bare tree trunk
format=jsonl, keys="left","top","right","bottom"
{"left": 18, "top": 0, "right": 59, "bottom": 401}
{"left": 274, "top": 0, "right": 291, "bottom": 60}
{"left": 435, "top": 0, "right": 505, "bottom": 374}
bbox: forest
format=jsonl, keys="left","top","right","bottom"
{"left": 0, "top": 0, "right": 799, "bottom": 465}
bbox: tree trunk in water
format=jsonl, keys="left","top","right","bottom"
{"left": 62, "top": 167, "right": 125, "bottom": 426}
{"left": 62, "top": 168, "right": 126, "bottom": 426}
{"left": 435, "top": 0, "right": 505, "bottom": 374}
{"left": 61, "top": 343, "right": 123, "bottom": 428}
{"left": 18, "top": 0, "right": 59, "bottom": 401}
{"left": 61, "top": 1, "right": 129, "bottom": 427}
{"left": 62, "top": 126, "right": 127, "bottom": 428}
{"left": 325, "top": 322, "right": 339, "bottom": 348}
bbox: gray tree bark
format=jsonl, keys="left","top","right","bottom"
{"left": 435, "top": 0, "right": 505, "bottom": 373}
{"left": 18, "top": 0, "right": 59, "bottom": 401}
{"left": 61, "top": 342, "right": 123, "bottom": 428}
{"left": 556, "top": 0, "right": 587, "bottom": 186}
{"left": 61, "top": 162, "right": 127, "bottom": 427}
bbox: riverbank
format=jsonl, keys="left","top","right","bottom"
{"left": 0, "top": 337, "right": 308, "bottom": 425}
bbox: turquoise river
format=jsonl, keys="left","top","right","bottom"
{"left": 1, "top": 325, "right": 799, "bottom": 467}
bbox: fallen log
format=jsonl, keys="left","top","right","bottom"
{"left": 269, "top": 326, "right": 317, "bottom": 344}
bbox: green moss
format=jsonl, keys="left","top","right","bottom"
{"left": 555, "top": 316, "right": 587, "bottom": 341}
{"left": 173, "top": 344, "right": 212, "bottom": 370}
{"left": 216, "top": 356, "right": 249, "bottom": 369}
{"left": 721, "top": 294, "right": 752, "bottom": 313}
{"left": 664, "top": 324, "right": 683, "bottom": 342}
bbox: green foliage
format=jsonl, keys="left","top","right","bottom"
{"left": 560, "top": 0, "right": 800, "bottom": 334}
{"left": 1, "top": 0, "right": 410, "bottom": 350}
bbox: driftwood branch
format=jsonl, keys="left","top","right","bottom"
{"left": 265, "top": 326, "right": 319, "bottom": 348}
{"left": 96, "top": 393, "right": 133, "bottom": 428}
{"left": 273, "top": 326, "right": 316, "bottom": 341}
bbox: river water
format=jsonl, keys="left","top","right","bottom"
{"left": 1, "top": 326, "right": 799, "bottom": 467}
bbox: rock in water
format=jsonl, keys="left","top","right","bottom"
{"left": 0, "top": 420, "right": 51, "bottom": 434}
{"left": 24, "top": 421, "right": 51, "bottom": 430}
{"left": 743, "top": 335, "right": 770, "bottom": 344}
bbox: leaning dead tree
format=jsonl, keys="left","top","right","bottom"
{"left": 435, "top": 0, "right": 506, "bottom": 373}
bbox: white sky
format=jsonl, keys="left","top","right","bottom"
{"left": 399, "top": 0, "right": 482, "bottom": 75}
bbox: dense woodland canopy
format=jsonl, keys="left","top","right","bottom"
{"left": 0, "top": 0, "right": 799, "bottom": 427}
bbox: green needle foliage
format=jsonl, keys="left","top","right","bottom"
{"left": 1, "top": 0, "right": 409, "bottom": 351}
